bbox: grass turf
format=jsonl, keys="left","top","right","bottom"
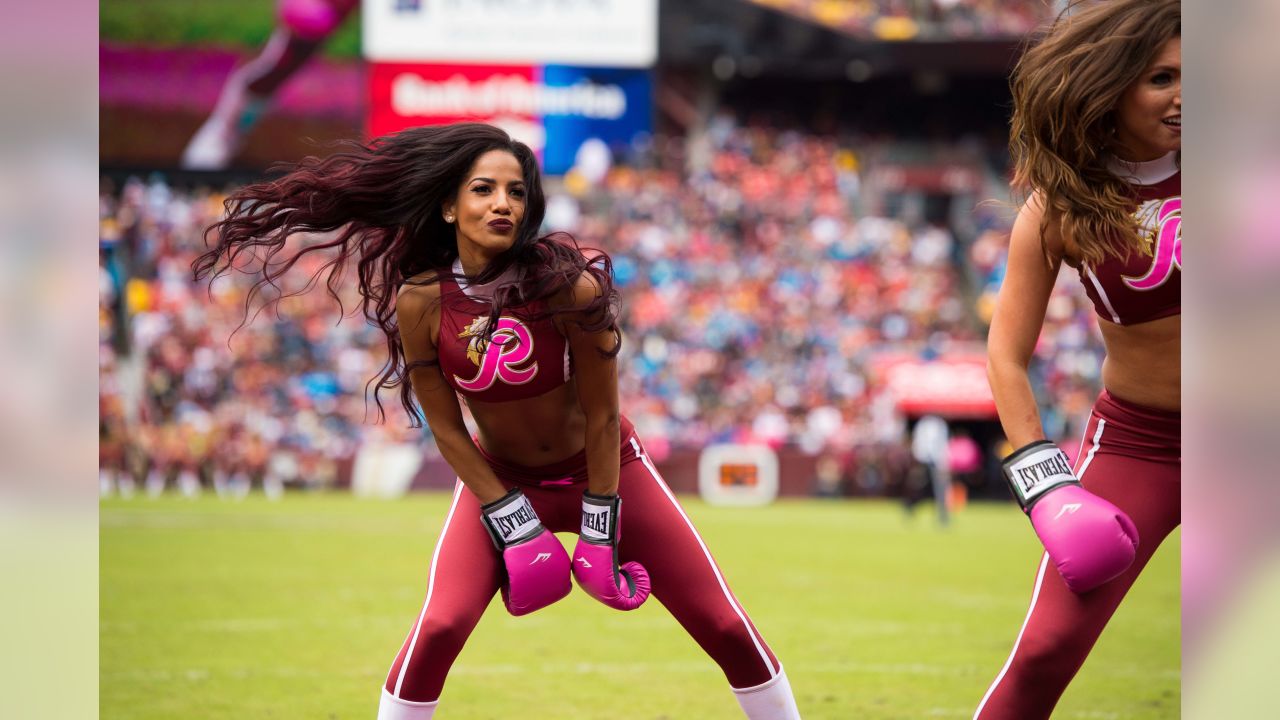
{"left": 101, "top": 494, "right": 1178, "bottom": 719}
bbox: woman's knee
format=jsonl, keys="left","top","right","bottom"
{"left": 386, "top": 613, "right": 476, "bottom": 702}
{"left": 1009, "top": 626, "right": 1094, "bottom": 684}
{"left": 413, "top": 613, "right": 475, "bottom": 655}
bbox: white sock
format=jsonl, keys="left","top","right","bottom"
{"left": 732, "top": 668, "right": 802, "bottom": 719}
{"left": 377, "top": 688, "right": 437, "bottom": 720}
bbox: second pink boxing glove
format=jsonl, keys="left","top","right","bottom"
{"left": 572, "top": 492, "right": 651, "bottom": 611}
{"left": 1002, "top": 441, "right": 1139, "bottom": 594}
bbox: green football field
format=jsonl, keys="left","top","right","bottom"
{"left": 101, "top": 494, "right": 1179, "bottom": 719}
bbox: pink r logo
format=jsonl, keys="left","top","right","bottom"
{"left": 1123, "top": 197, "right": 1182, "bottom": 291}
{"left": 455, "top": 317, "right": 538, "bottom": 392}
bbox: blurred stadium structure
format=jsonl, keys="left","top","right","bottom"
{"left": 99, "top": 0, "right": 1101, "bottom": 503}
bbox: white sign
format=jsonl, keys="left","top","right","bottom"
{"left": 364, "top": 0, "right": 658, "bottom": 67}
{"left": 697, "top": 444, "right": 780, "bottom": 507}
{"left": 351, "top": 442, "right": 424, "bottom": 498}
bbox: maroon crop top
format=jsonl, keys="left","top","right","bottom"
{"left": 1077, "top": 152, "right": 1181, "bottom": 326}
{"left": 436, "top": 265, "right": 572, "bottom": 402}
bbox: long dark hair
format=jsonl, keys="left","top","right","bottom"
{"left": 193, "top": 122, "right": 620, "bottom": 425}
{"left": 1009, "top": 0, "right": 1180, "bottom": 265}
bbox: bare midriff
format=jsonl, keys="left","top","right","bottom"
{"left": 1097, "top": 313, "right": 1180, "bottom": 411}
{"left": 466, "top": 378, "right": 588, "bottom": 465}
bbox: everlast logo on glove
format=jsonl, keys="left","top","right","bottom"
{"left": 581, "top": 505, "right": 612, "bottom": 543}
{"left": 495, "top": 504, "right": 538, "bottom": 540}
{"left": 1016, "top": 453, "right": 1074, "bottom": 492}
{"left": 1002, "top": 441, "right": 1081, "bottom": 509}
{"left": 482, "top": 490, "right": 544, "bottom": 547}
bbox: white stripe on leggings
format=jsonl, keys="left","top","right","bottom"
{"left": 630, "top": 438, "right": 779, "bottom": 679}
{"left": 974, "top": 416, "right": 1107, "bottom": 717}
{"left": 973, "top": 553, "right": 1050, "bottom": 719}
{"left": 1075, "top": 419, "right": 1106, "bottom": 479}
{"left": 392, "top": 480, "right": 465, "bottom": 698}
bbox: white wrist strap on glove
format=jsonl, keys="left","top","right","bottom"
{"left": 481, "top": 489, "right": 542, "bottom": 548}
{"left": 580, "top": 492, "right": 619, "bottom": 545}
{"left": 1001, "top": 440, "right": 1080, "bottom": 511}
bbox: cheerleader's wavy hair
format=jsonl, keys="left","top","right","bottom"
{"left": 1009, "top": 0, "right": 1180, "bottom": 264}
{"left": 193, "top": 122, "right": 619, "bottom": 425}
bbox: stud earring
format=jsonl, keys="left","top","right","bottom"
{"left": 444, "top": 214, "right": 454, "bottom": 222}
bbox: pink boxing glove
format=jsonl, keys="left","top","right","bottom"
{"left": 1003, "top": 441, "right": 1139, "bottom": 594}
{"left": 278, "top": 0, "right": 355, "bottom": 40}
{"left": 572, "top": 492, "right": 651, "bottom": 611}
{"left": 480, "top": 488, "right": 571, "bottom": 616}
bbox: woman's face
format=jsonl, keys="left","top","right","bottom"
{"left": 1113, "top": 36, "right": 1181, "bottom": 162}
{"left": 445, "top": 149, "right": 527, "bottom": 265}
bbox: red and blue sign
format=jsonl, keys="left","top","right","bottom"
{"left": 368, "top": 62, "right": 651, "bottom": 175}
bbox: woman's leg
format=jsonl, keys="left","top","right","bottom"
{"left": 615, "top": 437, "right": 800, "bottom": 719}
{"left": 379, "top": 481, "right": 501, "bottom": 718}
{"left": 973, "top": 420, "right": 1180, "bottom": 719}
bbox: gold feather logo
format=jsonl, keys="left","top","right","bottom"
{"left": 1135, "top": 198, "right": 1165, "bottom": 255}
{"left": 459, "top": 316, "right": 490, "bottom": 367}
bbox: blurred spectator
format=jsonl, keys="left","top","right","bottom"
{"left": 562, "top": 121, "right": 977, "bottom": 457}
{"left": 947, "top": 428, "right": 983, "bottom": 492}
{"left": 98, "top": 174, "right": 401, "bottom": 497}
{"left": 99, "top": 115, "right": 1100, "bottom": 494}
{"left": 750, "top": 0, "right": 1054, "bottom": 41}
{"left": 811, "top": 451, "right": 849, "bottom": 498}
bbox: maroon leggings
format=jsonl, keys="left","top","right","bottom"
{"left": 974, "top": 391, "right": 1180, "bottom": 719}
{"left": 382, "top": 432, "right": 783, "bottom": 703}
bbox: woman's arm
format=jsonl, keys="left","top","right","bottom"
{"left": 560, "top": 269, "right": 651, "bottom": 611}
{"left": 985, "top": 196, "right": 1142, "bottom": 593}
{"left": 561, "top": 272, "right": 621, "bottom": 496}
{"left": 396, "top": 283, "right": 508, "bottom": 505}
{"left": 987, "top": 192, "right": 1065, "bottom": 449}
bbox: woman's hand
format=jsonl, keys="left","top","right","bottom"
{"left": 571, "top": 492, "right": 651, "bottom": 610}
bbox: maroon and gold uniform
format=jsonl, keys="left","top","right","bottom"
{"left": 380, "top": 272, "right": 788, "bottom": 711}
{"left": 436, "top": 273, "right": 573, "bottom": 402}
{"left": 1078, "top": 153, "right": 1181, "bottom": 325}
{"left": 976, "top": 153, "right": 1182, "bottom": 718}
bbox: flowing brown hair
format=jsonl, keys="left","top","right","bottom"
{"left": 1009, "top": 0, "right": 1180, "bottom": 265}
{"left": 192, "top": 123, "right": 620, "bottom": 426}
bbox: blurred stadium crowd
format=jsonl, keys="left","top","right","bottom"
{"left": 99, "top": 116, "right": 1104, "bottom": 496}
{"left": 752, "top": 0, "right": 1054, "bottom": 40}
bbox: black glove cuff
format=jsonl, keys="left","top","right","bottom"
{"left": 1001, "top": 440, "right": 1080, "bottom": 512}
{"left": 580, "top": 492, "right": 620, "bottom": 545}
{"left": 480, "top": 488, "right": 543, "bottom": 550}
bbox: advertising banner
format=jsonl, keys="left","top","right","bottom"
{"left": 697, "top": 444, "right": 781, "bottom": 507}
{"left": 364, "top": 0, "right": 658, "bottom": 68}
{"left": 870, "top": 352, "right": 998, "bottom": 419}
{"left": 368, "top": 62, "right": 651, "bottom": 174}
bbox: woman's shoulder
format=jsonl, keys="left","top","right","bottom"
{"left": 396, "top": 272, "right": 445, "bottom": 314}
{"left": 1017, "top": 189, "right": 1075, "bottom": 266}
{"left": 540, "top": 266, "right": 607, "bottom": 314}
